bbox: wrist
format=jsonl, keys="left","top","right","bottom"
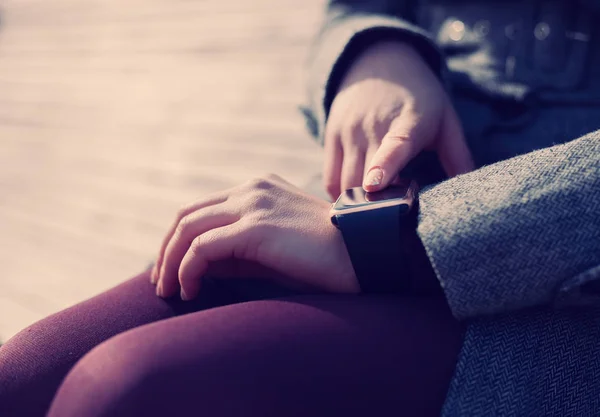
{"left": 356, "top": 40, "right": 423, "bottom": 64}
{"left": 330, "top": 182, "right": 420, "bottom": 294}
{"left": 340, "top": 40, "right": 428, "bottom": 90}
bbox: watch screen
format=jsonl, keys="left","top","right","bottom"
{"left": 333, "top": 182, "right": 412, "bottom": 210}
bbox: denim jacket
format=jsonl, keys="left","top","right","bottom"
{"left": 302, "top": 0, "right": 600, "bottom": 319}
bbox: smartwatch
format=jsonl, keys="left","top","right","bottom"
{"left": 329, "top": 179, "right": 419, "bottom": 293}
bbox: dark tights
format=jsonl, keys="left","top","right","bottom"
{"left": 0, "top": 270, "right": 464, "bottom": 417}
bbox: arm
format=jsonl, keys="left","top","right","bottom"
{"left": 302, "top": 0, "right": 445, "bottom": 143}
{"left": 417, "top": 132, "right": 600, "bottom": 319}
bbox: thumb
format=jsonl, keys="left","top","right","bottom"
{"left": 363, "top": 114, "right": 421, "bottom": 192}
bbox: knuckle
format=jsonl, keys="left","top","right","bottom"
{"left": 242, "top": 176, "right": 282, "bottom": 211}
{"left": 189, "top": 235, "right": 210, "bottom": 256}
{"left": 245, "top": 197, "right": 275, "bottom": 225}
{"left": 189, "top": 235, "right": 204, "bottom": 255}
{"left": 237, "top": 197, "right": 272, "bottom": 224}
{"left": 245, "top": 175, "right": 275, "bottom": 191}
{"left": 248, "top": 192, "right": 275, "bottom": 211}
{"left": 340, "top": 119, "right": 363, "bottom": 144}
{"left": 190, "top": 230, "right": 222, "bottom": 255}
{"left": 263, "top": 173, "right": 281, "bottom": 183}
{"left": 361, "top": 112, "right": 378, "bottom": 133}
{"left": 175, "top": 214, "right": 193, "bottom": 236}
{"left": 383, "top": 131, "right": 411, "bottom": 144}
{"left": 364, "top": 115, "right": 389, "bottom": 142}
{"left": 241, "top": 184, "right": 275, "bottom": 209}
{"left": 244, "top": 177, "right": 260, "bottom": 189}
{"left": 256, "top": 193, "right": 276, "bottom": 210}
{"left": 176, "top": 204, "right": 194, "bottom": 220}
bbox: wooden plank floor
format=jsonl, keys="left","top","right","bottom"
{"left": 0, "top": 0, "right": 325, "bottom": 340}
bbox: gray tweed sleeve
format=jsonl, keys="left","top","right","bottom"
{"left": 417, "top": 132, "right": 600, "bottom": 319}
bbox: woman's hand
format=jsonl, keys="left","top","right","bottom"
{"left": 324, "top": 41, "right": 474, "bottom": 200}
{"left": 151, "top": 174, "right": 359, "bottom": 300}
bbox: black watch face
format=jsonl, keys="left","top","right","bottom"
{"left": 333, "top": 182, "right": 413, "bottom": 211}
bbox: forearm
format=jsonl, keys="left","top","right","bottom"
{"left": 417, "top": 132, "right": 600, "bottom": 319}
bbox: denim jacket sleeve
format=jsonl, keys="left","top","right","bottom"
{"left": 302, "top": 0, "right": 446, "bottom": 145}
{"left": 417, "top": 131, "right": 600, "bottom": 319}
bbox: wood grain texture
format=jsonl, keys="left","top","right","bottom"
{"left": 0, "top": 0, "right": 326, "bottom": 340}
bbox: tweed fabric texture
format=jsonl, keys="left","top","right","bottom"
{"left": 418, "top": 131, "right": 600, "bottom": 319}
{"left": 442, "top": 305, "right": 600, "bottom": 416}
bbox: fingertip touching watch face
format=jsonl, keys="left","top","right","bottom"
{"left": 330, "top": 179, "right": 417, "bottom": 217}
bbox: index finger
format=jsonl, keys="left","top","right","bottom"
{"left": 151, "top": 193, "right": 228, "bottom": 284}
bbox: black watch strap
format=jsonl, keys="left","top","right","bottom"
{"left": 334, "top": 205, "right": 415, "bottom": 293}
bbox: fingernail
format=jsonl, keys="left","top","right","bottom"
{"left": 364, "top": 167, "right": 383, "bottom": 187}
{"left": 180, "top": 288, "right": 189, "bottom": 301}
{"left": 156, "top": 281, "right": 164, "bottom": 297}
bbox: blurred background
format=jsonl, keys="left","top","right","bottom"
{"left": 0, "top": 0, "right": 324, "bottom": 340}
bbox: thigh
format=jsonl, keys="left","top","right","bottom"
{"left": 48, "top": 295, "right": 465, "bottom": 417}
{"left": 0, "top": 269, "right": 291, "bottom": 417}
{"left": 0, "top": 271, "right": 157, "bottom": 417}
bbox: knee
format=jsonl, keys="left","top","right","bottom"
{"left": 47, "top": 314, "right": 275, "bottom": 417}
{"left": 46, "top": 330, "right": 168, "bottom": 417}
{"left": 0, "top": 322, "right": 91, "bottom": 417}
{"left": 48, "top": 297, "right": 462, "bottom": 417}
{"left": 46, "top": 300, "right": 328, "bottom": 417}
